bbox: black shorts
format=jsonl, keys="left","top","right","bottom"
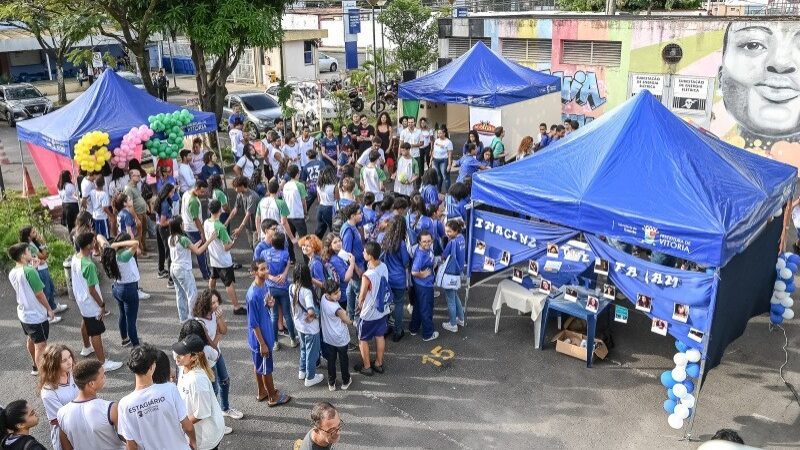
{"left": 83, "top": 316, "right": 106, "bottom": 337}
{"left": 210, "top": 266, "right": 236, "bottom": 286}
{"left": 20, "top": 321, "right": 49, "bottom": 344}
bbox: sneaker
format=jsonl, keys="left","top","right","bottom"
{"left": 30, "top": 365, "right": 38, "bottom": 376}
{"left": 328, "top": 382, "right": 336, "bottom": 391}
{"left": 54, "top": 304, "right": 69, "bottom": 313}
{"left": 298, "top": 370, "right": 306, "bottom": 380}
{"left": 48, "top": 316, "right": 62, "bottom": 324}
{"left": 304, "top": 374, "right": 324, "bottom": 387}
{"left": 104, "top": 309, "right": 111, "bottom": 317}
{"left": 406, "top": 304, "right": 413, "bottom": 316}
{"left": 272, "top": 342, "right": 280, "bottom": 352}
{"left": 224, "top": 426, "right": 233, "bottom": 435}
{"left": 289, "top": 338, "right": 299, "bottom": 348}
{"left": 457, "top": 319, "right": 465, "bottom": 327}
{"left": 347, "top": 342, "right": 358, "bottom": 351}
{"left": 137, "top": 289, "right": 151, "bottom": 300}
{"left": 442, "top": 322, "right": 458, "bottom": 333}
{"left": 422, "top": 331, "right": 440, "bottom": 342}
{"left": 358, "top": 366, "right": 374, "bottom": 376}
{"left": 222, "top": 408, "right": 243, "bottom": 420}
{"left": 409, "top": 330, "right": 418, "bottom": 336}
{"left": 434, "top": 290, "right": 441, "bottom": 298}
{"left": 103, "top": 360, "right": 123, "bottom": 372}
{"left": 167, "top": 279, "right": 174, "bottom": 288}
{"left": 80, "top": 346, "right": 95, "bottom": 357}
{"left": 392, "top": 330, "right": 405, "bottom": 342}
{"left": 341, "top": 379, "right": 352, "bottom": 390}
{"left": 277, "top": 328, "right": 289, "bottom": 337}
{"left": 157, "top": 271, "right": 169, "bottom": 279}
{"left": 121, "top": 338, "right": 132, "bottom": 347}
{"left": 233, "top": 307, "right": 247, "bottom": 316}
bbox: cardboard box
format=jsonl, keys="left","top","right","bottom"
{"left": 552, "top": 330, "right": 608, "bottom": 362}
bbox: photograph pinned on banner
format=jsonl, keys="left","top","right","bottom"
{"left": 512, "top": 267, "right": 524, "bottom": 283}
{"left": 594, "top": 258, "right": 609, "bottom": 276}
{"left": 483, "top": 256, "right": 495, "bottom": 272}
{"left": 539, "top": 279, "right": 552, "bottom": 295}
{"left": 603, "top": 283, "right": 616, "bottom": 300}
{"left": 673, "top": 303, "right": 690, "bottom": 323}
{"left": 543, "top": 260, "right": 563, "bottom": 273}
{"left": 651, "top": 318, "right": 669, "bottom": 336}
{"left": 635, "top": 293, "right": 652, "bottom": 313}
{"left": 546, "top": 243, "right": 559, "bottom": 258}
{"left": 688, "top": 328, "right": 704, "bottom": 343}
{"left": 564, "top": 287, "right": 578, "bottom": 302}
{"left": 500, "top": 251, "right": 511, "bottom": 266}
{"left": 528, "top": 260, "right": 539, "bottom": 277}
{"left": 614, "top": 305, "right": 629, "bottom": 323}
{"left": 475, "top": 240, "right": 486, "bottom": 255}
{"left": 585, "top": 295, "right": 599, "bottom": 313}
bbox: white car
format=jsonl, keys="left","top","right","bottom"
{"left": 266, "top": 81, "right": 336, "bottom": 123}
{"left": 318, "top": 53, "right": 338, "bottom": 73}
{"left": 117, "top": 71, "right": 146, "bottom": 89}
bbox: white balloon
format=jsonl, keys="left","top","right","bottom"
{"left": 781, "top": 297, "right": 794, "bottom": 308}
{"left": 781, "top": 268, "right": 793, "bottom": 279}
{"left": 673, "top": 353, "right": 688, "bottom": 367}
{"left": 783, "top": 309, "right": 795, "bottom": 320}
{"left": 668, "top": 413, "right": 684, "bottom": 430}
{"left": 776, "top": 291, "right": 790, "bottom": 300}
{"left": 777, "top": 259, "right": 787, "bottom": 270}
{"left": 675, "top": 403, "right": 690, "bottom": 419}
{"left": 773, "top": 208, "right": 782, "bottom": 218}
{"left": 685, "top": 349, "right": 701, "bottom": 363}
{"left": 681, "top": 393, "right": 696, "bottom": 408}
{"left": 771, "top": 295, "right": 782, "bottom": 304}
{"left": 775, "top": 281, "right": 787, "bottom": 291}
{"left": 672, "top": 383, "right": 688, "bottom": 399}
{"left": 672, "top": 367, "right": 687, "bottom": 382}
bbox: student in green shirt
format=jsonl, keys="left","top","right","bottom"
{"left": 490, "top": 126, "right": 506, "bottom": 165}
{"left": 204, "top": 200, "right": 245, "bottom": 315}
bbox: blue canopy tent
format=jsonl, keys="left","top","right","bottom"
{"left": 467, "top": 90, "right": 796, "bottom": 437}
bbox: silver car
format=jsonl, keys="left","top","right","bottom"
{"left": 116, "top": 71, "right": 146, "bottom": 89}
{"left": 220, "top": 92, "right": 283, "bottom": 135}
{"left": 0, "top": 83, "right": 53, "bottom": 127}
{"left": 318, "top": 53, "right": 338, "bottom": 73}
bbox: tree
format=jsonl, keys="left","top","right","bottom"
{"left": 557, "top": 0, "right": 701, "bottom": 13}
{"left": 0, "top": 0, "right": 96, "bottom": 104}
{"left": 378, "top": 0, "right": 440, "bottom": 73}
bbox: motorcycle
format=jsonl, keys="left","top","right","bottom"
{"left": 348, "top": 87, "right": 366, "bottom": 112}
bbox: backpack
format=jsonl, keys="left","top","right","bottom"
{"left": 331, "top": 199, "right": 346, "bottom": 234}
{"left": 374, "top": 272, "right": 394, "bottom": 314}
{"left": 324, "top": 260, "right": 341, "bottom": 286}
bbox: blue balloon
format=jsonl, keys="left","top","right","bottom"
{"left": 675, "top": 340, "right": 688, "bottom": 353}
{"left": 771, "top": 313, "right": 785, "bottom": 324}
{"left": 683, "top": 380, "right": 695, "bottom": 394}
{"left": 686, "top": 363, "right": 701, "bottom": 378}
{"left": 660, "top": 370, "right": 676, "bottom": 388}
{"left": 788, "top": 262, "right": 798, "bottom": 273}
{"left": 772, "top": 304, "right": 787, "bottom": 316}
{"left": 667, "top": 388, "right": 678, "bottom": 401}
{"left": 786, "top": 282, "right": 796, "bottom": 293}
{"left": 664, "top": 399, "right": 677, "bottom": 414}
{"left": 788, "top": 255, "right": 800, "bottom": 266}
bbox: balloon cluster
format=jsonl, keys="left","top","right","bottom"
{"left": 771, "top": 252, "right": 797, "bottom": 324}
{"left": 111, "top": 125, "right": 154, "bottom": 169}
{"left": 145, "top": 110, "right": 194, "bottom": 159}
{"left": 660, "top": 340, "right": 702, "bottom": 430}
{"left": 74, "top": 131, "right": 111, "bottom": 172}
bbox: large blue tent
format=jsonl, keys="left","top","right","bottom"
{"left": 16, "top": 69, "right": 217, "bottom": 158}
{"left": 398, "top": 41, "right": 560, "bottom": 108}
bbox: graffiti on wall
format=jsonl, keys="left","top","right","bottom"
{"left": 545, "top": 69, "right": 607, "bottom": 127}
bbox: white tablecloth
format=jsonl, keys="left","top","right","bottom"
{"left": 492, "top": 279, "right": 549, "bottom": 348}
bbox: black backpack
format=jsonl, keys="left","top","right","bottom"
{"left": 331, "top": 199, "right": 346, "bottom": 234}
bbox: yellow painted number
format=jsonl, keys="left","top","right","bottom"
{"left": 422, "top": 346, "right": 455, "bottom": 366}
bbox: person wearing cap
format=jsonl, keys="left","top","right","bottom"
{"left": 173, "top": 334, "right": 227, "bottom": 450}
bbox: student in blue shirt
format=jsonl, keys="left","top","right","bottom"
{"left": 301, "top": 148, "right": 326, "bottom": 207}
{"left": 408, "top": 195, "right": 444, "bottom": 255}
{"left": 340, "top": 203, "right": 365, "bottom": 321}
{"left": 409, "top": 230, "right": 437, "bottom": 341}
{"left": 441, "top": 219, "right": 466, "bottom": 333}
{"left": 323, "top": 233, "right": 357, "bottom": 309}
{"left": 455, "top": 143, "right": 487, "bottom": 183}
{"left": 299, "top": 235, "right": 326, "bottom": 292}
{"left": 114, "top": 193, "right": 137, "bottom": 237}
{"left": 381, "top": 215, "right": 411, "bottom": 342}
{"left": 264, "top": 231, "right": 298, "bottom": 350}
{"left": 253, "top": 219, "right": 278, "bottom": 261}
{"left": 419, "top": 169, "right": 441, "bottom": 210}
{"left": 319, "top": 123, "right": 339, "bottom": 167}
{"left": 361, "top": 192, "right": 378, "bottom": 240}
{"left": 444, "top": 182, "right": 470, "bottom": 224}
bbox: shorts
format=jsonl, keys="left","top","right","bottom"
{"left": 358, "top": 316, "right": 388, "bottom": 341}
{"left": 20, "top": 321, "right": 49, "bottom": 343}
{"left": 251, "top": 350, "right": 274, "bottom": 375}
{"left": 210, "top": 266, "right": 236, "bottom": 287}
{"left": 83, "top": 316, "right": 107, "bottom": 337}
{"left": 93, "top": 219, "right": 110, "bottom": 239}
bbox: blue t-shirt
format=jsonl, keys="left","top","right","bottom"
{"left": 200, "top": 164, "right": 223, "bottom": 182}
{"left": 319, "top": 136, "right": 338, "bottom": 165}
{"left": 309, "top": 255, "right": 326, "bottom": 285}
{"left": 117, "top": 209, "right": 137, "bottom": 236}
{"left": 228, "top": 112, "right": 246, "bottom": 126}
{"left": 442, "top": 233, "right": 466, "bottom": 275}
{"left": 339, "top": 135, "right": 351, "bottom": 148}
{"left": 341, "top": 223, "right": 365, "bottom": 271}
{"left": 539, "top": 134, "right": 552, "bottom": 149}
{"left": 382, "top": 244, "right": 410, "bottom": 289}
{"left": 456, "top": 155, "right": 484, "bottom": 183}
{"left": 253, "top": 241, "right": 272, "bottom": 262}
{"left": 421, "top": 184, "right": 439, "bottom": 209}
{"left": 157, "top": 199, "right": 172, "bottom": 222}
{"left": 411, "top": 247, "right": 434, "bottom": 288}
{"left": 264, "top": 247, "right": 290, "bottom": 289}
{"left": 444, "top": 195, "right": 468, "bottom": 222}
{"left": 302, "top": 160, "right": 325, "bottom": 194}
{"left": 329, "top": 255, "right": 349, "bottom": 300}
{"left": 246, "top": 281, "right": 275, "bottom": 352}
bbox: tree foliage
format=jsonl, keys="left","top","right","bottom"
{"left": 378, "top": 0, "right": 440, "bottom": 72}
{"left": 557, "top": 0, "right": 701, "bottom": 12}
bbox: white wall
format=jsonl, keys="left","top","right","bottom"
{"left": 319, "top": 14, "right": 395, "bottom": 50}
{"left": 501, "top": 93, "right": 561, "bottom": 158}
{"left": 282, "top": 40, "right": 318, "bottom": 82}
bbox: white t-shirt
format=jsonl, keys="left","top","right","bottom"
{"left": 282, "top": 180, "right": 305, "bottom": 219}
{"left": 197, "top": 314, "right": 218, "bottom": 344}
{"left": 266, "top": 143, "right": 282, "bottom": 175}
{"left": 290, "top": 284, "right": 320, "bottom": 335}
{"left": 108, "top": 176, "right": 129, "bottom": 198}
{"left": 282, "top": 143, "right": 300, "bottom": 165}
{"left": 362, "top": 263, "right": 391, "bottom": 321}
{"left": 357, "top": 148, "right": 385, "bottom": 167}
{"left": 71, "top": 254, "right": 102, "bottom": 319}
{"left": 58, "top": 398, "right": 125, "bottom": 450}
{"left": 80, "top": 177, "right": 95, "bottom": 201}
{"left": 298, "top": 136, "right": 315, "bottom": 167}
{"left": 256, "top": 196, "right": 285, "bottom": 237}
{"left": 318, "top": 184, "right": 335, "bottom": 207}
{"left": 118, "top": 383, "right": 191, "bottom": 450}
{"left": 204, "top": 218, "right": 233, "bottom": 268}
{"left": 178, "top": 163, "right": 195, "bottom": 193}
{"left": 59, "top": 182, "right": 78, "bottom": 204}
{"left": 229, "top": 128, "right": 244, "bottom": 159}
{"left": 177, "top": 368, "right": 225, "bottom": 450}
{"left": 321, "top": 297, "right": 349, "bottom": 347}
{"left": 170, "top": 235, "right": 193, "bottom": 272}
{"left": 235, "top": 156, "right": 258, "bottom": 178}
{"left": 420, "top": 128, "right": 432, "bottom": 147}
{"left": 394, "top": 157, "right": 415, "bottom": 197}
{"left": 361, "top": 166, "right": 384, "bottom": 202}
{"left": 181, "top": 191, "right": 201, "bottom": 233}
{"left": 89, "top": 189, "right": 110, "bottom": 220}
{"left": 117, "top": 250, "right": 140, "bottom": 284}
{"left": 41, "top": 375, "right": 78, "bottom": 450}
{"left": 8, "top": 265, "right": 48, "bottom": 324}
{"left": 401, "top": 128, "right": 422, "bottom": 158}
{"left": 432, "top": 137, "right": 453, "bottom": 160}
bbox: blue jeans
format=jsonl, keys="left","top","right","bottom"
{"left": 186, "top": 231, "right": 210, "bottom": 279}
{"left": 391, "top": 287, "right": 407, "bottom": 336}
{"left": 211, "top": 352, "right": 230, "bottom": 411}
{"left": 315, "top": 205, "right": 334, "bottom": 238}
{"left": 112, "top": 281, "right": 140, "bottom": 345}
{"left": 347, "top": 278, "right": 362, "bottom": 322}
{"left": 433, "top": 158, "right": 450, "bottom": 193}
{"left": 409, "top": 284, "right": 434, "bottom": 338}
{"left": 170, "top": 267, "right": 196, "bottom": 322}
{"left": 444, "top": 288, "right": 464, "bottom": 326}
{"left": 298, "top": 332, "right": 321, "bottom": 379}
{"left": 270, "top": 287, "right": 297, "bottom": 342}
{"left": 38, "top": 268, "right": 57, "bottom": 310}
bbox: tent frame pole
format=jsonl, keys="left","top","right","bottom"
{"left": 214, "top": 131, "right": 228, "bottom": 189}
{"left": 463, "top": 200, "right": 477, "bottom": 324}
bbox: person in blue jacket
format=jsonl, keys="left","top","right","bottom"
{"left": 380, "top": 216, "right": 411, "bottom": 342}
{"left": 440, "top": 219, "right": 466, "bottom": 333}
{"left": 409, "top": 230, "right": 438, "bottom": 341}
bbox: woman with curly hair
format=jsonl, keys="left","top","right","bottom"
{"left": 299, "top": 235, "right": 326, "bottom": 291}
{"left": 381, "top": 215, "right": 411, "bottom": 342}
{"left": 38, "top": 344, "right": 77, "bottom": 450}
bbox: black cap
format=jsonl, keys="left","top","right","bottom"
{"left": 171, "top": 334, "right": 204, "bottom": 355}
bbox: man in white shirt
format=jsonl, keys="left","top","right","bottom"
{"left": 400, "top": 117, "right": 422, "bottom": 160}
{"left": 298, "top": 125, "right": 316, "bottom": 169}
{"left": 283, "top": 165, "right": 308, "bottom": 240}
{"left": 117, "top": 344, "right": 196, "bottom": 450}
{"left": 356, "top": 137, "right": 386, "bottom": 169}
{"left": 190, "top": 138, "right": 207, "bottom": 177}
{"left": 229, "top": 119, "right": 245, "bottom": 159}
{"left": 177, "top": 150, "right": 196, "bottom": 194}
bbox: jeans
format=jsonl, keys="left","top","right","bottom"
{"left": 306, "top": 191, "right": 318, "bottom": 210}
{"left": 270, "top": 287, "right": 297, "bottom": 342}
{"left": 211, "top": 353, "right": 231, "bottom": 411}
{"left": 433, "top": 158, "right": 450, "bottom": 193}
{"left": 315, "top": 205, "right": 334, "bottom": 238}
{"left": 346, "top": 278, "right": 362, "bottom": 322}
{"left": 444, "top": 288, "right": 464, "bottom": 326}
{"left": 170, "top": 267, "right": 196, "bottom": 322}
{"left": 186, "top": 231, "right": 210, "bottom": 279}
{"left": 112, "top": 281, "right": 140, "bottom": 345}
{"left": 391, "top": 287, "right": 407, "bottom": 336}
{"left": 409, "top": 284, "right": 434, "bottom": 338}
{"left": 38, "top": 268, "right": 57, "bottom": 310}
{"left": 298, "top": 332, "right": 321, "bottom": 379}
{"left": 324, "top": 343, "right": 350, "bottom": 385}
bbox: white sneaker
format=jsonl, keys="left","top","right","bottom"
{"left": 341, "top": 379, "right": 352, "bottom": 390}
{"left": 298, "top": 370, "right": 306, "bottom": 380}
{"left": 103, "top": 360, "right": 123, "bottom": 372}
{"left": 138, "top": 289, "right": 151, "bottom": 300}
{"left": 224, "top": 426, "right": 233, "bottom": 435}
{"left": 272, "top": 342, "right": 280, "bottom": 352}
{"left": 442, "top": 322, "right": 458, "bottom": 333}
{"left": 30, "top": 366, "right": 38, "bottom": 376}
{"left": 80, "top": 346, "right": 95, "bottom": 356}
{"left": 54, "top": 304, "right": 69, "bottom": 313}
{"left": 434, "top": 290, "right": 441, "bottom": 298}
{"left": 457, "top": 319, "right": 465, "bottom": 327}
{"left": 48, "top": 316, "right": 62, "bottom": 324}
{"left": 406, "top": 304, "right": 413, "bottom": 316}
{"left": 304, "top": 373, "right": 324, "bottom": 387}
{"left": 328, "top": 383, "right": 336, "bottom": 392}
{"left": 222, "top": 408, "right": 243, "bottom": 420}
{"left": 289, "top": 338, "right": 299, "bottom": 348}
{"left": 422, "top": 331, "right": 440, "bottom": 342}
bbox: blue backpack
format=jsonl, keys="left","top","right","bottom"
{"left": 374, "top": 273, "right": 394, "bottom": 313}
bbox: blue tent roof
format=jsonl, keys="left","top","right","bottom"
{"left": 471, "top": 90, "right": 797, "bottom": 267}
{"left": 398, "top": 41, "right": 560, "bottom": 108}
{"left": 16, "top": 70, "right": 217, "bottom": 158}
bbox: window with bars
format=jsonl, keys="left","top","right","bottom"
{"left": 448, "top": 37, "right": 491, "bottom": 58}
{"left": 561, "top": 40, "right": 622, "bottom": 67}
{"left": 501, "top": 38, "right": 552, "bottom": 63}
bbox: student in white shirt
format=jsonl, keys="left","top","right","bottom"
{"left": 282, "top": 132, "right": 301, "bottom": 167}
{"left": 89, "top": 177, "right": 113, "bottom": 239}
{"left": 79, "top": 172, "right": 96, "bottom": 211}
{"left": 58, "top": 170, "right": 80, "bottom": 233}
{"left": 320, "top": 280, "right": 353, "bottom": 391}
{"left": 400, "top": 117, "right": 422, "bottom": 161}
{"left": 38, "top": 344, "right": 78, "bottom": 450}
{"left": 430, "top": 128, "right": 454, "bottom": 193}
{"left": 392, "top": 142, "right": 418, "bottom": 197}
{"left": 290, "top": 264, "right": 324, "bottom": 387}
{"left": 283, "top": 165, "right": 308, "bottom": 239}
{"left": 118, "top": 344, "right": 196, "bottom": 450}
{"left": 229, "top": 119, "right": 245, "bottom": 159}
{"left": 298, "top": 125, "right": 316, "bottom": 168}
{"left": 234, "top": 144, "right": 259, "bottom": 179}
{"left": 177, "top": 150, "right": 196, "bottom": 193}
{"left": 356, "top": 137, "right": 386, "bottom": 169}
{"left": 190, "top": 137, "right": 207, "bottom": 177}
{"left": 204, "top": 200, "right": 245, "bottom": 315}
{"left": 360, "top": 150, "right": 387, "bottom": 203}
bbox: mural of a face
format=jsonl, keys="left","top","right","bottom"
{"left": 720, "top": 22, "right": 800, "bottom": 140}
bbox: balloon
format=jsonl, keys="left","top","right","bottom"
{"left": 776, "top": 291, "right": 790, "bottom": 300}
{"left": 788, "top": 254, "right": 800, "bottom": 266}
{"left": 660, "top": 371, "right": 676, "bottom": 388}
{"left": 681, "top": 393, "right": 696, "bottom": 408}
{"left": 674, "top": 403, "right": 690, "bottom": 420}
{"left": 667, "top": 413, "right": 684, "bottom": 430}
{"left": 664, "top": 399, "right": 677, "bottom": 414}
{"left": 783, "top": 309, "right": 795, "bottom": 320}
{"left": 772, "top": 304, "right": 786, "bottom": 316}
{"left": 683, "top": 380, "right": 695, "bottom": 394}
{"left": 672, "top": 367, "right": 687, "bottom": 382}
{"left": 73, "top": 130, "right": 111, "bottom": 171}
{"left": 781, "top": 297, "right": 794, "bottom": 308}
{"left": 673, "top": 353, "right": 688, "bottom": 367}
{"left": 675, "top": 341, "right": 688, "bottom": 353}
{"left": 667, "top": 387, "right": 679, "bottom": 401}
{"left": 672, "top": 383, "right": 688, "bottom": 399}
{"left": 686, "top": 349, "right": 701, "bottom": 363}
{"left": 781, "top": 268, "right": 794, "bottom": 280}
{"left": 770, "top": 313, "right": 784, "bottom": 324}
{"left": 788, "top": 262, "right": 798, "bottom": 273}
{"left": 777, "top": 259, "right": 786, "bottom": 270}
{"left": 775, "top": 280, "right": 787, "bottom": 291}
{"left": 786, "top": 282, "right": 796, "bottom": 293}
{"left": 686, "top": 363, "right": 701, "bottom": 378}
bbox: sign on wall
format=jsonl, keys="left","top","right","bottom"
{"left": 347, "top": 8, "right": 361, "bottom": 34}
{"left": 672, "top": 76, "right": 709, "bottom": 114}
{"left": 469, "top": 107, "right": 502, "bottom": 149}
{"left": 630, "top": 74, "right": 665, "bottom": 101}
{"left": 92, "top": 52, "right": 103, "bottom": 68}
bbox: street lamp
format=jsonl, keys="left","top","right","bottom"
{"left": 367, "top": 0, "right": 387, "bottom": 114}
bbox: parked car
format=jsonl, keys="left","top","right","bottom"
{"left": 116, "top": 71, "right": 146, "bottom": 89}
{"left": 0, "top": 83, "right": 53, "bottom": 127}
{"left": 319, "top": 53, "right": 338, "bottom": 73}
{"left": 220, "top": 92, "right": 283, "bottom": 135}
{"left": 265, "top": 81, "right": 336, "bottom": 127}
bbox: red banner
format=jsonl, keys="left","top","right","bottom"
{"left": 26, "top": 142, "right": 75, "bottom": 195}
